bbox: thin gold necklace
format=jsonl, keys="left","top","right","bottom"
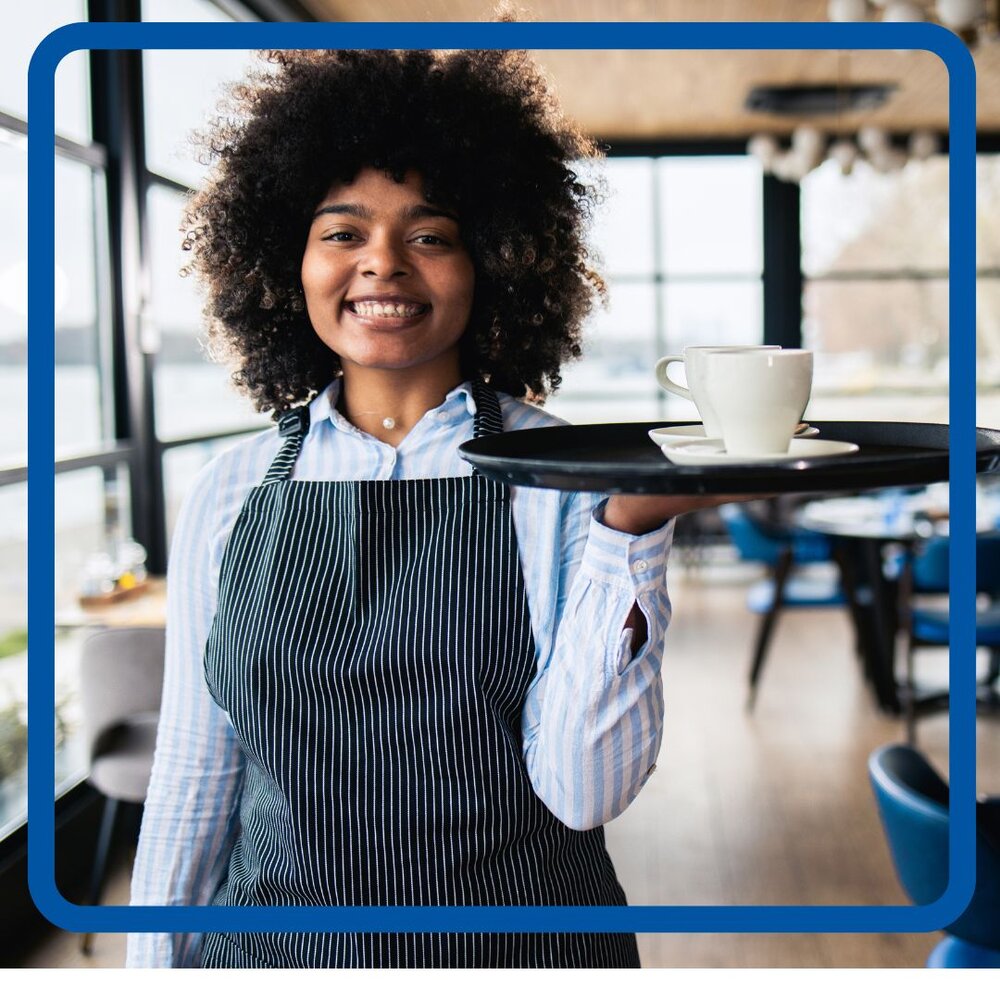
{"left": 337, "top": 395, "right": 398, "bottom": 430}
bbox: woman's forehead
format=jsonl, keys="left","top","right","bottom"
{"left": 317, "top": 167, "right": 457, "bottom": 216}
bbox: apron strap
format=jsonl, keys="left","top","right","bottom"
{"left": 261, "top": 378, "right": 504, "bottom": 485}
{"left": 262, "top": 405, "right": 311, "bottom": 485}
{"left": 470, "top": 377, "right": 504, "bottom": 440}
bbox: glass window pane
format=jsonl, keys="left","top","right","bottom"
{"left": 141, "top": 0, "right": 256, "bottom": 187}
{"left": 50, "top": 465, "right": 137, "bottom": 815}
{"left": 1, "top": 465, "right": 135, "bottom": 833}
{"left": 662, "top": 280, "right": 763, "bottom": 354}
{"left": 0, "top": 481, "right": 27, "bottom": 835}
{"left": 801, "top": 157, "right": 950, "bottom": 277}
{"left": 579, "top": 157, "right": 656, "bottom": 278}
{"left": 660, "top": 279, "right": 764, "bottom": 423}
{"left": 54, "top": 51, "right": 91, "bottom": 146}
{"left": 148, "top": 185, "right": 270, "bottom": 440}
{"left": 0, "top": 0, "right": 90, "bottom": 141}
{"left": 0, "top": 139, "right": 28, "bottom": 469}
{"left": 2, "top": 142, "right": 106, "bottom": 472}
{"left": 556, "top": 280, "right": 658, "bottom": 400}
{"left": 803, "top": 278, "right": 949, "bottom": 398}
{"left": 658, "top": 157, "right": 762, "bottom": 276}
{"left": 55, "top": 156, "right": 109, "bottom": 458}
{"left": 543, "top": 396, "right": 658, "bottom": 425}
{"left": 978, "top": 157, "right": 1000, "bottom": 270}
{"left": 980, "top": 279, "right": 1000, "bottom": 384}
{"left": 804, "top": 389, "right": 950, "bottom": 424}
{"left": 55, "top": 465, "right": 135, "bottom": 617}
{"left": 941, "top": 276, "right": 999, "bottom": 428}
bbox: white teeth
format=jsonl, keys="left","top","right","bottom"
{"left": 350, "top": 300, "right": 425, "bottom": 318}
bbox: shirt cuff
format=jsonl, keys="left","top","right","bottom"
{"left": 581, "top": 498, "right": 675, "bottom": 593}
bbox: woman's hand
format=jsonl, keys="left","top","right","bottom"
{"left": 602, "top": 492, "right": 766, "bottom": 536}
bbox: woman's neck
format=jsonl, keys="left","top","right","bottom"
{"left": 337, "top": 359, "right": 465, "bottom": 446}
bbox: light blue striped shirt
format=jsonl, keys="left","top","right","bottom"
{"left": 126, "top": 378, "right": 673, "bottom": 967}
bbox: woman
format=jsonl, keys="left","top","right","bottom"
{"left": 126, "top": 46, "right": 721, "bottom": 969}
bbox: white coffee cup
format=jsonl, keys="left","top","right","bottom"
{"left": 654, "top": 345, "right": 781, "bottom": 439}
{"left": 701, "top": 349, "right": 814, "bottom": 456}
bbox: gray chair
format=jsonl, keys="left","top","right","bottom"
{"left": 77, "top": 626, "right": 165, "bottom": 955}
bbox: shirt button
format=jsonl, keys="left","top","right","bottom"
{"left": 633, "top": 559, "right": 649, "bottom": 573}
{"left": 436, "top": 412, "right": 450, "bottom": 422}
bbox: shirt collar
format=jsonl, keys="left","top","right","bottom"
{"left": 307, "top": 377, "right": 478, "bottom": 431}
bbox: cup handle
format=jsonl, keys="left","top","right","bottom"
{"left": 654, "top": 355, "right": 692, "bottom": 401}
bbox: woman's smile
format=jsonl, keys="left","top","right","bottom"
{"left": 343, "top": 295, "right": 431, "bottom": 327}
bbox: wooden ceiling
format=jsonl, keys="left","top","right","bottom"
{"left": 295, "top": 0, "right": 1000, "bottom": 139}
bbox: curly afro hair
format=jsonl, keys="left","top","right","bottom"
{"left": 181, "top": 47, "right": 606, "bottom": 417}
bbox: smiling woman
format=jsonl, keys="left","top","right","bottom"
{"left": 180, "top": 47, "right": 605, "bottom": 412}
{"left": 126, "top": 45, "right": 699, "bottom": 972}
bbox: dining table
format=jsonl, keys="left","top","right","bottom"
{"left": 796, "top": 482, "right": 1000, "bottom": 714}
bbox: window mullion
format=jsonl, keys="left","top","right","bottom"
{"left": 762, "top": 172, "right": 803, "bottom": 349}
{"left": 88, "top": 0, "right": 167, "bottom": 573}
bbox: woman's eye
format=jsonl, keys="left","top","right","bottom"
{"left": 321, "top": 231, "right": 358, "bottom": 242}
{"left": 412, "top": 234, "right": 448, "bottom": 246}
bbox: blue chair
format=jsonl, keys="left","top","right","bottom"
{"left": 900, "top": 532, "right": 1000, "bottom": 744}
{"left": 718, "top": 504, "right": 844, "bottom": 710}
{"left": 868, "top": 743, "right": 1000, "bottom": 967}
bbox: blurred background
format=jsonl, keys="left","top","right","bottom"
{"left": 2, "top": 0, "right": 999, "bottom": 970}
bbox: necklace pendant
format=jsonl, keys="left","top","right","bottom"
{"left": 382, "top": 417, "right": 396, "bottom": 430}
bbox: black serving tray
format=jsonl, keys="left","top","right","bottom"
{"left": 458, "top": 421, "right": 1000, "bottom": 495}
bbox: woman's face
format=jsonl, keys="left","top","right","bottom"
{"left": 301, "top": 168, "right": 475, "bottom": 379}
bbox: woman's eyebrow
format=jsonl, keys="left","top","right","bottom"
{"left": 401, "top": 204, "right": 459, "bottom": 223}
{"left": 313, "top": 202, "right": 372, "bottom": 220}
{"left": 312, "top": 202, "right": 459, "bottom": 222}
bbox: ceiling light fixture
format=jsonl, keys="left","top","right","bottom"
{"left": 825, "top": 0, "right": 995, "bottom": 44}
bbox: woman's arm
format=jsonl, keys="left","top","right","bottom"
{"left": 602, "top": 493, "right": 750, "bottom": 655}
{"left": 125, "top": 458, "right": 247, "bottom": 968}
{"left": 520, "top": 491, "right": 675, "bottom": 832}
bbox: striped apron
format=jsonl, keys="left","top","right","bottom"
{"left": 199, "top": 379, "right": 640, "bottom": 968}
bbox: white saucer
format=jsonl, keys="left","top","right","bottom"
{"left": 660, "top": 437, "right": 860, "bottom": 466}
{"left": 648, "top": 423, "right": 819, "bottom": 448}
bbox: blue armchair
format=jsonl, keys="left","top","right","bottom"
{"left": 868, "top": 743, "right": 1000, "bottom": 967}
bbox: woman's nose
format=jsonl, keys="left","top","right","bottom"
{"left": 359, "top": 234, "right": 409, "bottom": 278}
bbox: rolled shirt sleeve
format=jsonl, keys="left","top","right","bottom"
{"left": 521, "top": 495, "right": 673, "bottom": 831}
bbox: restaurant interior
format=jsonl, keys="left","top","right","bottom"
{"left": 2, "top": 0, "right": 1000, "bottom": 971}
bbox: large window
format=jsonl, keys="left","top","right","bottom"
{"left": 800, "top": 154, "right": 1000, "bottom": 426}
{"left": 1, "top": 0, "right": 98, "bottom": 837}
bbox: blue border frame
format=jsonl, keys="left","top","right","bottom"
{"left": 28, "top": 20, "right": 977, "bottom": 936}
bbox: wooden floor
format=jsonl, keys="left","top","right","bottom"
{"left": 21, "top": 555, "right": 1000, "bottom": 969}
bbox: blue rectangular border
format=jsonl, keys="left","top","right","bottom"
{"left": 28, "top": 20, "right": 977, "bottom": 936}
